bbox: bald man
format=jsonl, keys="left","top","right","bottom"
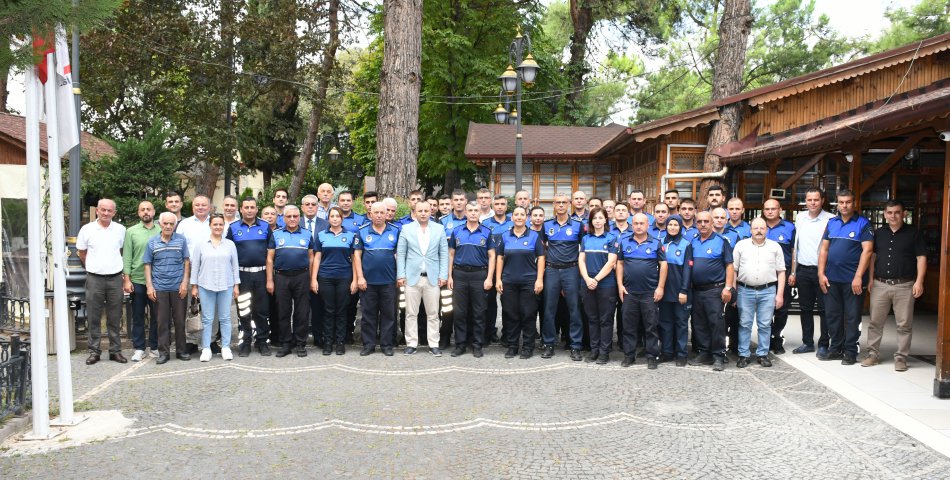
{"left": 731, "top": 218, "right": 785, "bottom": 368}
{"left": 317, "top": 183, "right": 336, "bottom": 220}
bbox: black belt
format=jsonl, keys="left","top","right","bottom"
{"left": 548, "top": 262, "right": 578, "bottom": 269}
{"left": 276, "top": 269, "right": 308, "bottom": 276}
{"left": 738, "top": 281, "right": 777, "bottom": 291}
{"left": 455, "top": 265, "right": 488, "bottom": 272}
{"left": 874, "top": 277, "right": 913, "bottom": 285}
{"left": 419, "top": 272, "right": 427, "bottom": 277}
{"left": 88, "top": 271, "right": 122, "bottom": 277}
{"left": 798, "top": 264, "right": 817, "bottom": 270}
{"left": 694, "top": 282, "right": 726, "bottom": 291}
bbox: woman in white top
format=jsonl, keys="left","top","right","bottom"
{"left": 190, "top": 214, "right": 240, "bottom": 361}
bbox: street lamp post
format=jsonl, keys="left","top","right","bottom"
{"left": 493, "top": 28, "right": 539, "bottom": 194}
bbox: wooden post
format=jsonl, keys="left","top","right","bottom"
{"left": 849, "top": 150, "right": 862, "bottom": 212}
{"left": 935, "top": 144, "right": 950, "bottom": 398}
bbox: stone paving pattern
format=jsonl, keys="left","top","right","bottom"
{"left": 2, "top": 346, "right": 949, "bottom": 478}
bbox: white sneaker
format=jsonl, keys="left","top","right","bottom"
{"left": 221, "top": 347, "right": 233, "bottom": 361}
{"left": 200, "top": 348, "right": 212, "bottom": 362}
{"left": 131, "top": 349, "right": 145, "bottom": 362}
{"left": 148, "top": 348, "right": 159, "bottom": 358}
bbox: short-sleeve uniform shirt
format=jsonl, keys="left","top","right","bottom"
{"left": 355, "top": 223, "right": 400, "bottom": 285}
{"left": 449, "top": 224, "right": 495, "bottom": 268}
{"left": 618, "top": 234, "right": 665, "bottom": 293}
{"left": 497, "top": 228, "right": 544, "bottom": 285}
{"left": 226, "top": 218, "right": 271, "bottom": 267}
{"left": 314, "top": 228, "right": 356, "bottom": 278}
{"left": 543, "top": 217, "right": 584, "bottom": 264}
{"left": 580, "top": 231, "right": 619, "bottom": 288}
{"left": 268, "top": 227, "right": 313, "bottom": 271}
{"left": 823, "top": 215, "right": 874, "bottom": 283}
{"left": 690, "top": 233, "right": 734, "bottom": 285}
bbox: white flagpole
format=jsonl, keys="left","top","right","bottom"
{"left": 25, "top": 49, "right": 52, "bottom": 440}
{"left": 46, "top": 50, "right": 81, "bottom": 426}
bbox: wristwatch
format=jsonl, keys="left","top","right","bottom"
{"left": 727, "top": 286, "right": 736, "bottom": 295}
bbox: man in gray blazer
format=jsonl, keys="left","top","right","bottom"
{"left": 397, "top": 200, "right": 449, "bottom": 356}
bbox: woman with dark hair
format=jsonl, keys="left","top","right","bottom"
{"left": 190, "top": 214, "right": 240, "bottom": 362}
{"left": 496, "top": 206, "right": 545, "bottom": 359}
{"left": 578, "top": 207, "right": 619, "bottom": 364}
{"left": 311, "top": 206, "right": 358, "bottom": 355}
{"left": 658, "top": 215, "right": 692, "bottom": 367}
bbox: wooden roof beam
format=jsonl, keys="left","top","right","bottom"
{"left": 780, "top": 153, "right": 826, "bottom": 190}
{"left": 859, "top": 131, "right": 929, "bottom": 195}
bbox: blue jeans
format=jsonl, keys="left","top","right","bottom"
{"left": 738, "top": 285, "right": 776, "bottom": 357}
{"left": 825, "top": 281, "right": 863, "bottom": 358}
{"left": 131, "top": 282, "right": 158, "bottom": 350}
{"left": 542, "top": 267, "right": 583, "bottom": 349}
{"left": 198, "top": 287, "right": 233, "bottom": 349}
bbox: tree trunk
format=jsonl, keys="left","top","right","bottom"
{"left": 195, "top": 160, "right": 220, "bottom": 199}
{"left": 699, "top": 0, "right": 752, "bottom": 209}
{"left": 564, "top": 0, "right": 594, "bottom": 125}
{"left": 375, "top": 0, "right": 423, "bottom": 197}
{"left": 0, "top": 38, "right": 9, "bottom": 113}
{"left": 289, "top": 0, "right": 339, "bottom": 202}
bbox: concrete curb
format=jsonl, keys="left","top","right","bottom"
{"left": 0, "top": 414, "right": 32, "bottom": 445}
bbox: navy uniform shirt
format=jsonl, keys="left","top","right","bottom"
{"left": 580, "top": 231, "right": 619, "bottom": 288}
{"left": 341, "top": 212, "right": 366, "bottom": 233}
{"left": 628, "top": 211, "right": 656, "bottom": 226}
{"left": 609, "top": 221, "right": 633, "bottom": 241}
{"left": 571, "top": 211, "right": 588, "bottom": 225}
{"left": 355, "top": 223, "right": 400, "bottom": 285}
{"left": 662, "top": 237, "right": 693, "bottom": 302}
{"left": 681, "top": 224, "right": 700, "bottom": 241}
{"left": 448, "top": 224, "right": 495, "bottom": 268}
{"left": 482, "top": 214, "right": 513, "bottom": 236}
{"left": 618, "top": 234, "right": 665, "bottom": 293}
{"left": 497, "top": 228, "right": 544, "bottom": 284}
{"left": 725, "top": 221, "right": 752, "bottom": 241}
{"left": 543, "top": 217, "right": 584, "bottom": 265}
{"left": 314, "top": 228, "right": 356, "bottom": 278}
{"left": 395, "top": 214, "right": 415, "bottom": 228}
{"left": 823, "top": 215, "right": 874, "bottom": 284}
{"left": 268, "top": 227, "right": 313, "bottom": 271}
{"left": 690, "top": 232, "right": 733, "bottom": 285}
{"left": 720, "top": 229, "right": 739, "bottom": 247}
{"left": 649, "top": 224, "right": 668, "bottom": 242}
{"left": 226, "top": 218, "right": 271, "bottom": 267}
{"left": 766, "top": 219, "right": 796, "bottom": 268}
{"left": 440, "top": 213, "right": 467, "bottom": 238}
{"left": 276, "top": 214, "right": 285, "bottom": 229}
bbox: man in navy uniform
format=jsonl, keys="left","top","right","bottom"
{"left": 650, "top": 203, "right": 670, "bottom": 240}
{"left": 227, "top": 197, "right": 273, "bottom": 356}
{"left": 266, "top": 205, "right": 314, "bottom": 357}
{"left": 481, "top": 194, "right": 512, "bottom": 345}
{"left": 441, "top": 190, "right": 468, "bottom": 233}
{"left": 687, "top": 211, "right": 735, "bottom": 371}
{"left": 448, "top": 203, "right": 495, "bottom": 357}
{"left": 617, "top": 213, "right": 667, "bottom": 369}
{"left": 818, "top": 189, "right": 873, "bottom": 365}
{"left": 354, "top": 203, "right": 401, "bottom": 356}
{"left": 763, "top": 198, "right": 796, "bottom": 354}
{"left": 541, "top": 193, "right": 585, "bottom": 360}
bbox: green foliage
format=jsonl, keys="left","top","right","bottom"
{"left": 83, "top": 125, "right": 184, "bottom": 223}
{"left": 861, "top": 0, "right": 950, "bottom": 53}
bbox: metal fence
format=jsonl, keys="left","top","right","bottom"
{"left": 0, "top": 284, "right": 29, "bottom": 334}
{"left": 0, "top": 335, "right": 30, "bottom": 421}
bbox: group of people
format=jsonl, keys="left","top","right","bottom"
{"left": 78, "top": 182, "right": 926, "bottom": 372}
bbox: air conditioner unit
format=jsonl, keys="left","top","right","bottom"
{"left": 769, "top": 188, "right": 787, "bottom": 199}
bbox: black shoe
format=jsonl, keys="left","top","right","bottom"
{"left": 541, "top": 345, "right": 555, "bottom": 359}
{"left": 675, "top": 357, "right": 687, "bottom": 367}
{"left": 238, "top": 342, "right": 252, "bottom": 358}
{"left": 176, "top": 352, "right": 191, "bottom": 361}
{"left": 841, "top": 355, "right": 856, "bottom": 366}
{"left": 109, "top": 352, "right": 128, "bottom": 364}
{"left": 689, "top": 353, "right": 714, "bottom": 366}
{"left": 792, "top": 344, "right": 815, "bottom": 354}
{"left": 737, "top": 356, "right": 749, "bottom": 368}
{"left": 404, "top": 347, "right": 417, "bottom": 355}
{"left": 323, "top": 344, "right": 333, "bottom": 356}
{"left": 209, "top": 342, "right": 221, "bottom": 354}
{"left": 758, "top": 356, "right": 773, "bottom": 367}
{"left": 658, "top": 353, "right": 674, "bottom": 363}
{"left": 647, "top": 357, "right": 658, "bottom": 370}
{"left": 570, "top": 349, "right": 583, "bottom": 361}
{"left": 505, "top": 346, "right": 518, "bottom": 359}
{"left": 296, "top": 346, "right": 308, "bottom": 357}
{"left": 156, "top": 353, "right": 170, "bottom": 365}
{"left": 335, "top": 344, "right": 345, "bottom": 355}
{"left": 473, "top": 347, "right": 483, "bottom": 358}
{"left": 85, "top": 353, "right": 100, "bottom": 365}
{"left": 186, "top": 342, "right": 199, "bottom": 354}
{"left": 519, "top": 350, "right": 533, "bottom": 359}
{"left": 275, "top": 347, "right": 293, "bottom": 358}
{"left": 586, "top": 352, "right": 600, "bottom": 363}
{"left": 360, "top": 346, "right": 375, "bottom": 356}
{"left": 824, "top": 351, "right": 844, "bottom": 361}
{"left": 621, "top": 356, "right": 636, "bottom": 367}
{"left": 430, "top": 348, "right": 443, "bottom": 357}
{"left": 382, "top": 346, "right": 394, "bottom": 356}
{"left": 771, "top": 344, "right": 786, "bottom": 355}
{"left": 258, "top": 343, "right": 272, "bottom": 356}
{"left": 595, "top": 353, "right": 609, "bottom": 365}
{"left": 451, "top": 346, "right": 466, "bottom": 357}
{"left": 712, "top": 357, "right": 725, "bottom": 371}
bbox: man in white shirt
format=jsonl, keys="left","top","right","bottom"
{"left": 732, "top": 218, "right": 786, "bottom": 368}
{"left": 176, "top": 194, "right": 213, "bottom": 350}
{"left": 221, "top": 195, "right": 239, "bottom": 225}
{"left": 77, "top": 198, "right": 128, "bottom": 365}
{"left": 790, "top": 187, "right": 835, "bottom": 356}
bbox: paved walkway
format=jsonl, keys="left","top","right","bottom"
{"left": 1, "top": 343, "right": 948, "bottom": 478}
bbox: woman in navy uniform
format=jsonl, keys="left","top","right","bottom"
{"left": 496, "top": 206, "right": 545, "bottom": 359}
{"left": 578, "top": 208, "right": 618, "bottom": 364}
{"left": 658, "top": 215, "right": 692, "bottom": 367}
{"left": 311, "top": 207, "right": 358, "bottom": 355}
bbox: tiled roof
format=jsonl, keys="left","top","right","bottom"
{"left": 0, "top": 112, "right": 115, "bottom": 162}
{"left": 465, "top": 122, "right": 628, "bottom": 159}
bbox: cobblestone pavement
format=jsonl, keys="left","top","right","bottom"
{"left": 2, "top": 345, "right": 949, "bottom": 479}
